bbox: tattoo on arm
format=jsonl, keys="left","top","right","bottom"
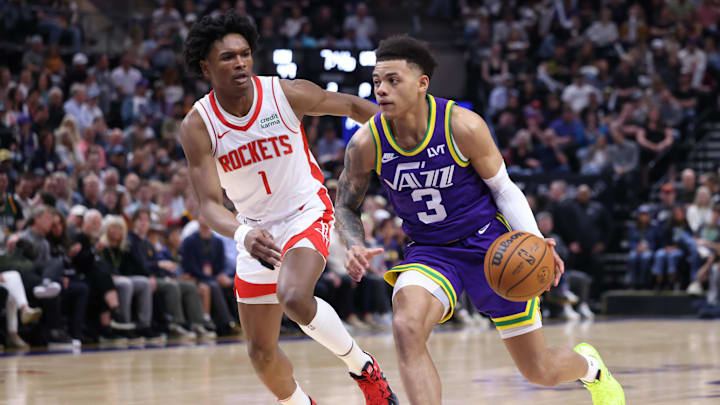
{"left": 335, "top": 138, "right": 370, "bottom": 248}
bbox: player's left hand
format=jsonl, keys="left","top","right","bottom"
{"left": 345, "top": 245, "right": 384, "bottom": 282}
{"left": 544, "top": 238, "right": 565, "bottom": 290}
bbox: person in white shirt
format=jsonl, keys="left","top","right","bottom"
{"left": 585, "top": 7, "right": 618, "bottom": 48}
{"left": 63, "top": 83, "right": 87, "bottom": 127}
{"left": 343, "top": 3, "right": 377, "bottom": 47}
{"left": 110, "top": 53, "right": 143, "bottom": 96}
{"left": 678, "top": 38, "right": 707, "bottom": 89}
{"left": 562, "top": 74, "right": 601, "bottom": 113}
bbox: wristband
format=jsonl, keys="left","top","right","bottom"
{"left": 234, "top": 224, "right": 253, "bottom": 245}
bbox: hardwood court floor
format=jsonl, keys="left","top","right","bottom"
{"left": 1, "top": 319, "right": 719, "bottom": 404}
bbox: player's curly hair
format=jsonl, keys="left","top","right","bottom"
{"left": 183, "top": 11, "right": 259, "bottom": 77}
{"left": 375, "top": 35, "right": 437, "bottom": 79}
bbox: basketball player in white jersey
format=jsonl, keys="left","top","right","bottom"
{"left": 179, "top": 12, "right": 398, "bottom": 405}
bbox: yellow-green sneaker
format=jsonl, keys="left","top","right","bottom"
{"left": 573, "top": 343, "right": 625, "bottom": 405}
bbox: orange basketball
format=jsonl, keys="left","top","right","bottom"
{"left": 484, "top": 231, "right": 555, "bottom": 302}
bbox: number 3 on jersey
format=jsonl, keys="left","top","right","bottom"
{"left": 258, "top": 171, "right": 271, "bottom": 195}
{"left": 411, "top": 188, "right": 447, "bottom": 224}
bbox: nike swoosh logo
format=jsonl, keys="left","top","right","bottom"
{"left": 218, "top": 130, "right": 230, "bottom": 139}
{"left": 381, "top": 154, "right": 398, "bottom": 163}
{"left": 477, "top": 222, "right": 491, "bottom": 235}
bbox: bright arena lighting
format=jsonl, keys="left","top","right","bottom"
{"left": 326, "top": 82, "right": 339, "bottom": 92}
{"left": 359, "top": 51, "right": 376, "bottom": 66}
{"left": 272, "top": 49, "right": 293, "bottom": 65}
{"left": 276, "top": 63, "right": 297, "bottom": 79}
{"left": 320, "top": 49, "right": 357, "bottom": 72}
{"left": 358, "top": 82, "right": 372, "bottom": 98}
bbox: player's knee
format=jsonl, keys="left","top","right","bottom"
{"left": 276, "top": 285, "right": 313, "bottom": 324}
{"left": 247, "top": 341, "right": 277, "bottom": 372}
{"left": 392, "top": 313, "right": 426, "bottom": 352}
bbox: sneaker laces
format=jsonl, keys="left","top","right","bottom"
{"left": 353, "top": 360, "right": 393, "bottom": 401}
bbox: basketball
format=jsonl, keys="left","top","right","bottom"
{"left": 484, "top": 231, "right": 555, "bottom": 302}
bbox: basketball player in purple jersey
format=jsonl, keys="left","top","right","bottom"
{"left": 335, "top": 36, "right": 625, "bottom": 404}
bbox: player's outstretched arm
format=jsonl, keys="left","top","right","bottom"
{"left": 451, "top": 106, "right": 564, "bottom": 286}
{"left": 179, "top": 110, "right": 282, "bottom": 266}
{"left": 179, "top": 109, "right": 240, "bottom": 238}
{"left": 281, "top": 79, "right": 379, "bottom": 123}
{"left": 335, "top": 125, "right": 383, "bottom": 281}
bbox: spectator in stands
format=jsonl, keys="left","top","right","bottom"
{"left": 549, "top": 107, "right": 586, "bottom": 154}
{"left": 47, "top": 210, "right": 89, "bottom": 342}
{"left": 654, "top": 205, "right": 698, "bottom": 290}
{"left": 673, "top": 73, "right": 698, "bottom": 121}
{"left": 1, "top": 259, "right": 44, "bottom": 350}
{"left": 537, "top": 211, "right": 594, "bottom": 320}
{"left": 626, "top": 205, "right": 658, "bottom": 289}
{"left": 22, "top": 35, "right": 45, "bottom": 73}
{"left": 283, "top": 6, "right": 307, "bottom": 40}
{"left": 80, "top": 173, "right": 108, "bottom": 214}
{"left": 127, "top": 209, "right": 202, "bottom": 339}
{"left": 125, "top": 180, "right": 160, "bottom": 219}
{"left": 72, "top": 209, "right": 129, "bottom": 342}
{"left": 17, "top": 205, "right": 74, "bottom": 346}
{"left": 0, "top": 171, "right": 23, "bottom": 236}
{"left": 111, "top": 53, "right": 143, "bottom": 97}
{"left": 156, "top": 225, "right": 216, "bottom": 338}
{"left": 180, "top": 216, "right": 237, "bottom": 335}
{"left": 481, "top": 44, "right": 509, "bottom": 89}
{"left": 678, "top": 38, "right": 707, "bottom": 89}
{"left": 343, "top": 2, "right": 377, "bottom": 49}
{"left": 63, "top": 84, "right": 87, "bottom": 129}
{"left": 637, "top": 108, "right": 675, "bottom": 166}
{"left": 687, "top": 186, "right": 714, "bottom": 235}
{"left": 525, "top": 129, "right": 570, "bottom": 173}
{"left": 677, "top": 168, "right": 697, "bottom": 204}
{"left": 691, "top": 203, "right": 720, "bottom": 300}
{"left": 316, "top": 124, "right": 345, "bottom": 165}
{"left": 580, "top": 134, "right": 610, "bottom": 175}
{"left": 98, "top": 215, "right": 164, "bottom": 343}
{"left": 562, "top": 73, "right": 600, "bottom": 114}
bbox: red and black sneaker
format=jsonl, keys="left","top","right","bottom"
{"left": 349, "top": 353, "right": 399, "bottom": 404}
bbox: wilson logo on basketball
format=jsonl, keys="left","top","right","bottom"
{"left": 491, "top": 232, "right": 523, "bottom": 267}
{"left": 217, "top": 135, "right": 293, "bottom": 173}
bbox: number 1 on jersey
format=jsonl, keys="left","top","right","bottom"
{"left": 258, "top": 171, "right": 272, "bottom": 194}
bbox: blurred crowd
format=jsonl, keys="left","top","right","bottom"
{"left": 1, "top": 0, "right": 720, "bottom": 351}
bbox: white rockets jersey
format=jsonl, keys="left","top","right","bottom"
{"left": 192, "top": 76, "right": 330, "bottom": 223}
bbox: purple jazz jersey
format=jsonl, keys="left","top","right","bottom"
{"left": 374, "top": 95, "right": 536, "bottom": 325}
{"left": 370, "top": 95, "right": 498, "bottom": 245}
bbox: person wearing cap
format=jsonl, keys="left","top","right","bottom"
{"left": 67, "top": 205, "right": 87, "bottom": 237}
{"left": 626, "top": 205, "right": 658, "bottom": 289}
{"left": 654, "top": 183, "right": 677, "bottom": 223}
{"left": 65, "top": 53, "right": 89, "bottom": 93}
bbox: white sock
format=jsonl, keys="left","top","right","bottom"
{"left": 299, "top": 297, "right": 372, "bottom": 375}
{"left": 579, "top": 353, "right": 600, "bottom": 383}
{"left": 278, "top": 381, "right": 311, "bottom": 405}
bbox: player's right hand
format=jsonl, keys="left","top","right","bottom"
{"left": 244, "top": 229, "right": 283, "bottom": 268}
{"left": 345, "top": 246, "right": 384, "bottom": 282}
